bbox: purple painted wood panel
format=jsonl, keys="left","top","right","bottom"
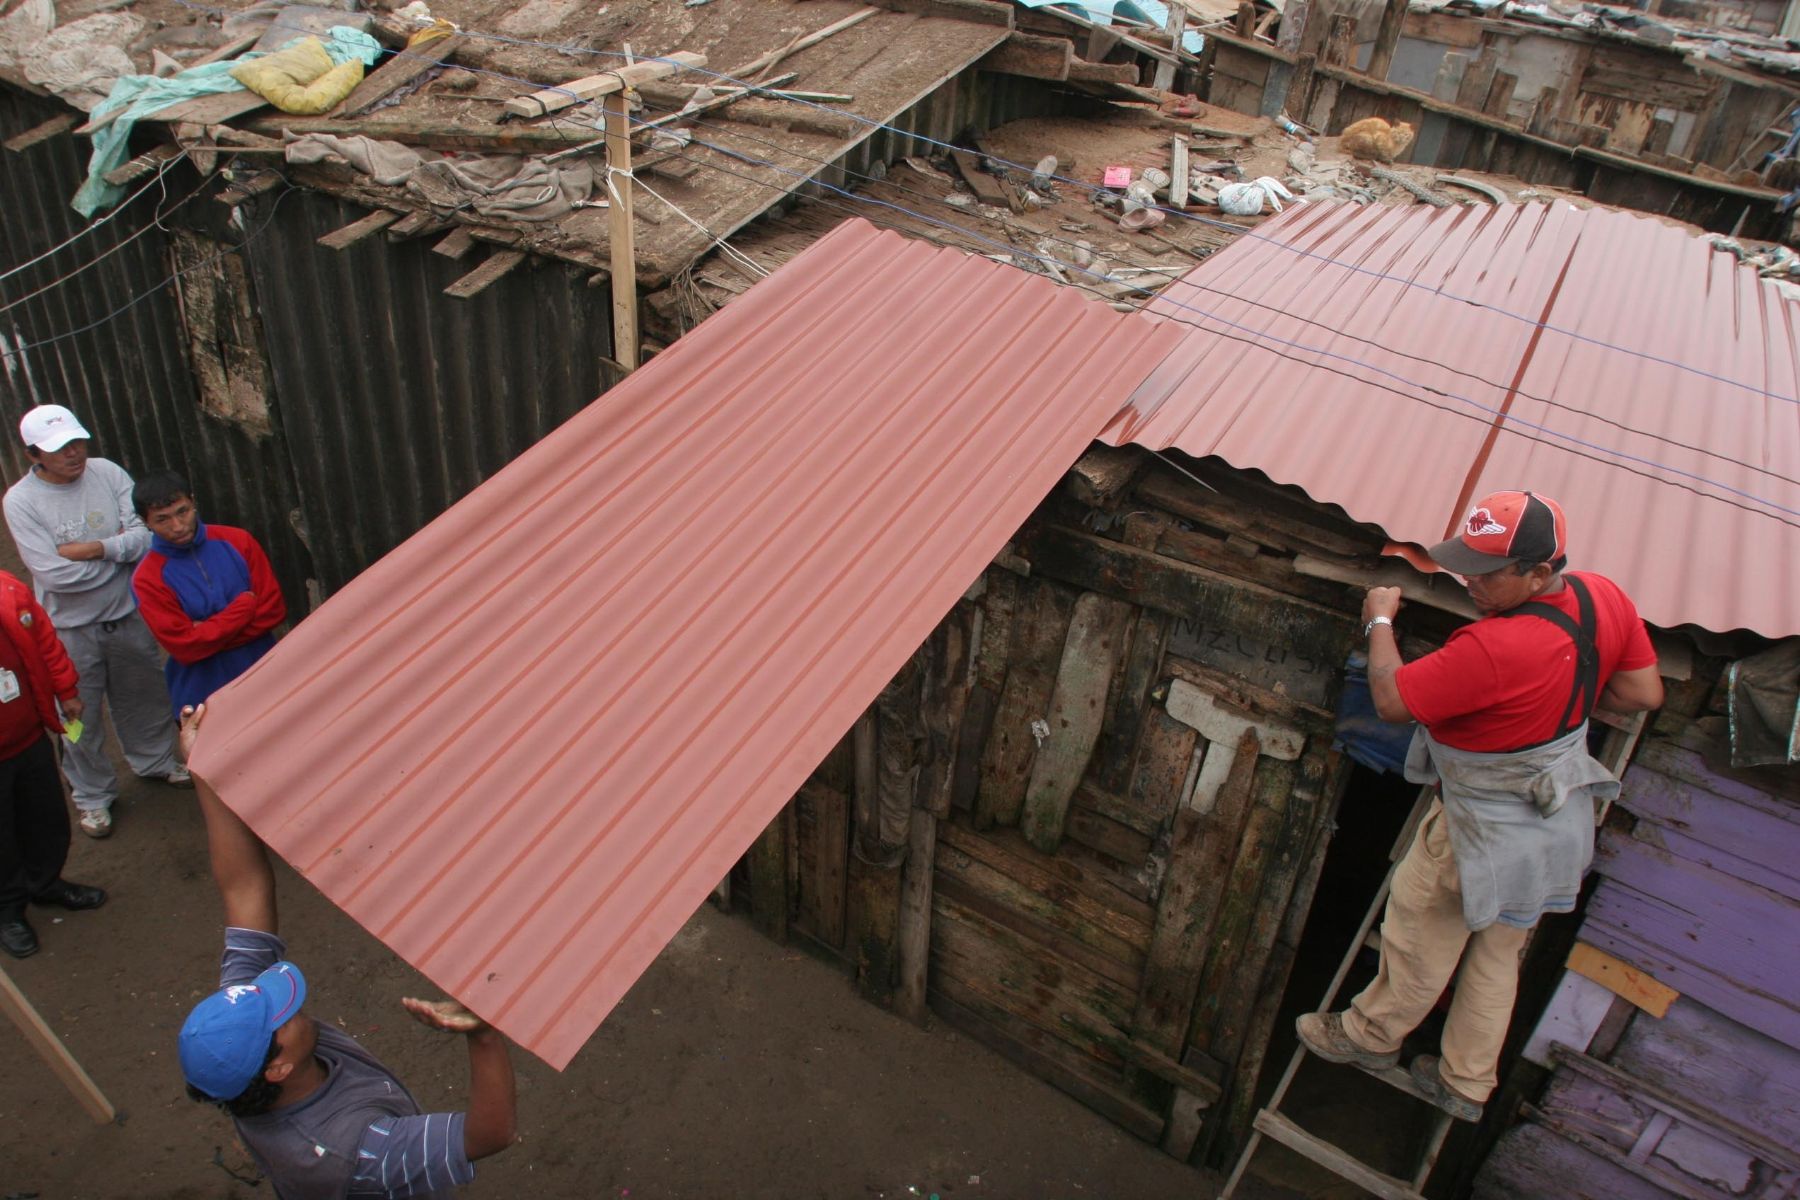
{"left": 1629, "top": 822, "right": 1800, "bottom": 903}
{"left": 1628, "top": 742, "right": 1800, "bottom": 821}
{"left": 1622, "top": 763, "right": 1800, "bottom": 896}
{"left": 1613, "top": 997, "right": 1800, "bottom": 1150}
{"left": 1476, "top": 1123, "right": 1675, "bottom": 1200}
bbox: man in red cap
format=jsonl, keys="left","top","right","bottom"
{"left": 1297, "top": 491, "right": 1665, "bottom": 1121}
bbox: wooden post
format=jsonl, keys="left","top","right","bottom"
{"left": 1528, "top": 85, "right": 1559, "bottom": 136}
{"left": 1235, "top": 1, "right": 1256, "bottom": 38}
{"left": 895, "top": 808, "right": 937, "bottom": 1024}
{"left": 1323, "top": 14, "right": 1357, "bottom": 68}
{"left": 1154, "top": 1, "right": 1185, "bottom": 90}
{"left": 1366, "top": 0, "right": 1407, "bottom": 80}
{"left": 1483, "top": 70, "right": 1518, "bottom": 121}
{"left": 1288, "top": 52, "right": 1317, "bottom": 121}
{"left": 853, "top": 710, "right": 880, "bottom": 855}
{"left": 603, "top": 91, "right": 639, "bottom": 372}
{"left": 1276, "top": 0, "right": 1309, "bottom": 54}
{"left": 1169, "top": 136, "right": 1190, "bottom": 208}
{"left": 0, "top": 964, "right": 114, "bottom": 1124}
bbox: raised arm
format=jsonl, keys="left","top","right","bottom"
{"left": 183, "top": 705, "right": 277, "bottom": 934}
{"left": 1598, "top": 665, "right": 1664, "bottom": 716}
{"left": 401, "top": 999, "right": 518, "bottom": 1160}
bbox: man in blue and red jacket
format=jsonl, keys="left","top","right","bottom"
{"left": 129, "top": 473, "right": 286, "bottom": 717}
{"left": 0, "top": 568, "right": 106, "bottom": 958}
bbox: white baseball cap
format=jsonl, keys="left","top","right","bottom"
{"left": 19, "top": 405, "right": 91, "bottom": 452}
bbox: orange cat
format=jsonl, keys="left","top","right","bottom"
{"left": 1340, "top": 117, "right": 1416, "bottom": 163}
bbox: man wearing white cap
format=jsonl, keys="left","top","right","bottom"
{"left": 1296, "top": 491, "right": 1665, "bottom": 1121}
{"left": 2, "top": 405, "right": 186, "bottom": 838}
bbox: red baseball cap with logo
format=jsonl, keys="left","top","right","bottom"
{"left": 1428, "top": 491, "right": 1568, "bottom": 576}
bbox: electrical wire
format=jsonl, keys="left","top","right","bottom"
{"left": 0, "top": 153, "right": 212, "bottom": 318}
{"left": 0, "top": 151, "right": 189, "bottom": 284}
{"left": 173, "top": 0, "right": 1796, "bottom": 409}
{"left": 44, "top": 1, "right": 1800, "bottom": 521}
{"left": 1, "top": 176, "right": 298, "bottom": 364}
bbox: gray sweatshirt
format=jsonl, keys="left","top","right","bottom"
{"left": 3, "top": 458, "right": 149, "bottom": 627}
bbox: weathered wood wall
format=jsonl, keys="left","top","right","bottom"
{"left": 740, "top": 447, "right": 1390, "bottom": 1165}
{"left": 1201, "top": 27, "right": 1790, "bottom": 238}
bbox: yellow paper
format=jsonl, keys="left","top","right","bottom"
{"left": 64, "top": 717, "right": 84, "bottom": 744}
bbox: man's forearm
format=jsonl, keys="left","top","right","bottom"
{"left": 197, "top": 779, "right": 278, "bottom": 933}
{"left": 1366, "top": 625, "right": 1411, "bottom": 722}
{"left": 461, "top": 1030, "right": 517, "bottom": 1160}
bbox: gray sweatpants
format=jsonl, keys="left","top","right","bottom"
{"left": 57, "top": 613, "right": 180, "bottom": 812}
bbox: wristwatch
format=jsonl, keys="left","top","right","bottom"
{"left": 1363, "top": 615, "right": 1394, "bottom": 637}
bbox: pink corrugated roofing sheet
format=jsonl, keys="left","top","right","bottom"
{"left": 1101, "top": 201, "right": 1800, "bottom": 638}
{"left": 189, "top": 218, "right": 1187, "bottom": 1070}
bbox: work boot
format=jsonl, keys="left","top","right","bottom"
{"left": 1409, "top": 1055, "right": 1484, "bottom": 1122}
{"left": 1295, "top": 1011, "right": 1400, "bottom": 1070}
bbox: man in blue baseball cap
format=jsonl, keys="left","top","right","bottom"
{"left": 177, "top": 705, "right": 518, "bottom": 1199}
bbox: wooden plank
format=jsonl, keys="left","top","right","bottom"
{"left": 602, "top": 90, "right": 639, "bottom": 369}
{"left": 1021, "top": 524, "right": 1356, "bottom": 670}
{"left": 443, "top": 248, "right": 527, "bottom": 299}
{"left": 386, "top": 211, "right": 447, "bottom": 241}
{"left": 949, "top": 147, "right": 1017, "bottom": 210}
{"left": 928, "top": 983, "right": 1164, "bottom": 1142}
{"left": 896, "top": 810, "right": 937, "bottom": 1024}
{"left": 749, "top": 806, "right": 791, "bottom": 943}
{"left": 1322, "top": 13, "right": 1356, "bottom": 69}
{"left": 1566, "top": 943, "right": 1672, "bottom": 1021}
{"left": 335, "top": 31, "right": 466, "bottom": 117}
{"left": 1134, "top": 467, "right": 1380, "bottom": 559}
{"left": 979, "top": 30, "right": 1073, "bottom": 81}
{"left": 1612, "top": 992, "right": 1800, "bottom": 1150}
{"left": 431, "top": 226, "right": 477, "bottom": 259}
{"left": 1127, "top": 705, "right": 1198, "bottom": 834}
{"left": 794, "top": 780, "right": 849, "bottom": 950}
{"left": 504, "top": 50, "right": 707, "bottom": 120}
{"left": 4, "top": 113, "right": 77, "bottom": 153}
{"left": 1063, "top": 802, "right": 1153, "bottom": 867}
{"left": 1455, "top": 51, "right": 1498, "bottom": 113}
{"left": 0, "top": 964, "right": 114, "bottom": 1124}
{"left": 1132, "top": 726, "right": 1262, "bottom": 1059}
{"left": 1484, "top": 70, "right": 1518, "bottom": 120}
{"left": 939, "top": 819, "right": 1155, "bottom": 948}
{"left": 845, "top": 842, "right": 904, "bottom": 1003}
{"left": 1021, "top": 593, "right": 1133, "bottom": 853}
{"left": 1254, "top": 1111, "right": 1426, "bottom": 1200}
{"left": 317, "top": 209, "right": 401, "bottom": 250}
{"left": 101, "top": 142, "right": 183, "bottom": 186}
{"left": 145, "top": 89, "right": 267, "bottom": 127}
{"left": 1092, "top": 609, "right": 1169, "bottom": 798}
{"left": 1169, "top": 136, "right": 1190, "bottom": 208}
{"left": 933, "top": 865, "right": 1143, "bottom": 990}
{"left": 975, "top": 580, "right": 1077, "bottom": 830}
{"left": 726, "top": 7, "right": 881, "bottom": 80}
{"left": 1366, "top": 0, "right": 1407, "bottom": 81}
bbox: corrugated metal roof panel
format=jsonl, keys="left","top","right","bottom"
{"left": 1103, "top": 201, "right": 1800, "bottom": 637}
{"left": 190, "top": 218, "right": 1187, "bottom": 1069}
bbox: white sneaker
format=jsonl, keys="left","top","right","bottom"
{"left": 163, "top": 763, "right": 194, "bottom": 789}
{"left": 79, "top": 808, "right": 114, "bottom": 838}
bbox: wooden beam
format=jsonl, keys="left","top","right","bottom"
{"left": 1019, "top": 593, "right": 1133, "bottom": 854}
{"left": 0, "top": 964, "right": 114, "bottom": 1124}
{"left": 432, "top": 226, "right": 478, "bottom": 259}
{"left": 895, "top": 809, "right": 937, "bottom": 1024}
{"left": 444, "top": 248, "right": 527, "bottom": 298}
{"left": 727, "top": 8, "right": 879, "bottom": 80}
{"left": 1483, "top": 69, "right": 1517, "bottom": 120}
{"left": 335, "top": 31, "right": 467, "bottom": 118}
{"left": 1323, "top": 13, "right": 1356, "bottom": 68}
{"left": 4, "top": 113, "right": 77, "bottom": 153}
{"left": 1235, "top": 1, "right": 1256, "bottom": 37}
{"left": 1366, "top": 0, "right": 1407, "bottom": 81}
{"left": 101, "top": 142, "right": 182, "bottom": 186}
{"left": 1154, "top": 1, "right": 1186, "bottom": 89}
{"left": 980, "top": 31, "right": 1073, "bottom": 82}
{"left": 387, "top": 210, "right": 448, "bottom": 240}
{"left": 187, "top": 30, "right": 261, "bottom": 70}
{"left": 215, "top": 170, "right": 282, "bottom": 207}
{"left": 318, "top": 209, "right": 401, "bottom": 250}
{"left": 603, "top": 90, "right": 639, "bottom": 369}
{"left": 1169, "top": 136, "right": 1189, "bottom": 208}
{"left": 504, "top": 50, "right": 707, "bottom": 121}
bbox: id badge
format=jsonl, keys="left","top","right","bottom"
{"left": 0, "top": 669, "right": 18, "bottom": 704}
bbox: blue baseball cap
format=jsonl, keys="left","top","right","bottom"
{"left": 179, "top": 962, "right": 307, "bottom": 1099}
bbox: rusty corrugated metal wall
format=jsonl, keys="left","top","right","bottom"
{"left": 1, "top": 86, "right": 615, "bottom": 604}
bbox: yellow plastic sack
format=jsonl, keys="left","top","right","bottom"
{"left": 229, "top": 37, "right": 366, "bottom": 115}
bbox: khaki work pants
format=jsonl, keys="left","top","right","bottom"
{"left": 1343, "top": 800, "right": 1530, "bottom": 1102}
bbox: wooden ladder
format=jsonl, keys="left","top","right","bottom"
{"left": 1217, "top": 712, "right": 1646, "bottom": 1200}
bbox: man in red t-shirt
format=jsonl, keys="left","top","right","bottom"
{"left": 1297, "top": 491, "right": 1665, "bottom": 1121}
{"left": 0, "top": 569, "right": 108, "bottom": 958}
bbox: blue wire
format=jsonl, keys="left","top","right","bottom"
{"left": 72, "top": 0, "right": 1800, "bottom": 521}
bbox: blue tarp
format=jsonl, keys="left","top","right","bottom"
{"left": 1334, "top": 652, "right": 1416, "bottom": 776}
{"left": 1013, "top": 0, "right": 1206, "bottom": 53}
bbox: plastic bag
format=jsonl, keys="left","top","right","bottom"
{"left": 230, "top": 36, "right": 364, "bottom": 114}
{"left": 1217, "top": 176, "right": 1294, "bottom": 215}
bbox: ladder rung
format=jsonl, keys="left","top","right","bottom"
{"left": 1252, "top": 1111, "right": 1428, "bottom": 1200}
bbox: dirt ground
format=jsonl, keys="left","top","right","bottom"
{"left": 0, "top": 527, "right": 1290, "bottom": 1200}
